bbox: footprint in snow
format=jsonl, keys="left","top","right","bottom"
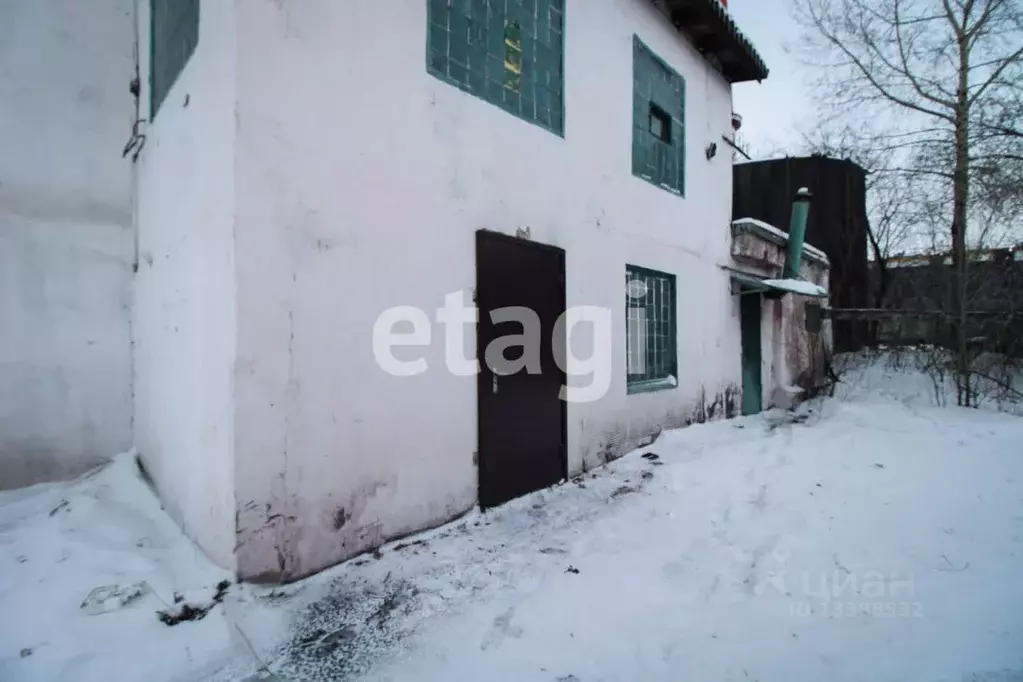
{"left": 480, "top": 607, "right": 523, "bottom": 651}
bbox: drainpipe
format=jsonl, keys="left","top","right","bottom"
{"left": 782, "top": 187, "right": 812, "bottom": 280}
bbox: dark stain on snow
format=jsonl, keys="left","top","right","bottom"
{"left": 270, "top": 578, "right": 419, "bottom": 680}
{"left": 156, "top": 580, "right": 231, "bottom": 626}
{"left": 610, "top": 485, "right": 637, "bottom": 499}
{"left": 391, "top": 539, "right": 428, "bottom": 553}
{"left": 49, "top": 499, "right": 69, "bottom": 517}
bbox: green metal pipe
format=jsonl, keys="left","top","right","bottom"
{"left": 783, "top": 187, "right": 813, "bottom": 280}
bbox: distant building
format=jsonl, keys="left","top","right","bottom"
{"left": 871, "top": 246, "right": 1023, "bottom": 353}
{"left": 733, "top": 157, "right": 870, "bottom": 350}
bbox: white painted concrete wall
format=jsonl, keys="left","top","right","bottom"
{"left": 133, "top": 0, "right": 237, "bottom": 569}
{"left": 0, "top": 0, "right": 135, "bottom": 488}
{"left": 766, "top": 263, "right": 831, "bottom": 407}
{"left": 231, "top": 0, "right": 741, "bottom": 580}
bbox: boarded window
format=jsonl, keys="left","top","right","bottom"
{"left": 625, "top": 265, "right": 677, "bottom": 392}
{"left": 427, "top": 0, "right": 565, "bottom": 136}
{"left": 632, "top": 36, "right": 686, "bottom": 196}
{"left": 150, "top": 0, "right": 199, "bottom": 118}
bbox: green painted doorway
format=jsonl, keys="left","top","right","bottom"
{"left": 739, "top": 292, "right": 763, "bottom": 415}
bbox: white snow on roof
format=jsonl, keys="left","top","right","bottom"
{"left": 763, "top": 278, "right": 828, "bottom": 297}
{"left": 732, "top": 217, "right": 830, "bottom": 265}
{"left": 803, "top": 242, "right": 829, "bottom": 262}
{"left": 733, "top": 216, "right": 788, "bottom": 240}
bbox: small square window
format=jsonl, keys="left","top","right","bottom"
{"left": 649, "top": 104, "right": 671, "bottom": 144}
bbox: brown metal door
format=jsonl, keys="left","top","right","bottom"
{"left": 476, "top": 230, "right": 567, "bottom": 509}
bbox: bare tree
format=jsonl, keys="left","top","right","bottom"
{"left": 800, "top": 128, "right": 916, "bottom": 310}
{"left": 793, "top": 0, "right": 1023, "bottom": 406}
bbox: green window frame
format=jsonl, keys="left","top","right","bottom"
{"left": 632, "top": 36, "right": 686, "bottom": 196}
{"left": 426, "top": 0, "right": 565, "bottom": 136}
{"left": 625, "top": 265, "right": 678, "bottom": 393}
{"left": 150, "top": 0, "right": 199, "bottom": 118}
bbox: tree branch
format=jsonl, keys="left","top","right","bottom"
{"left": 941, "top": 0, "right": 964, "bottom": 35}
{"left": 893, "top": 0, "right": 958, "bottom": 109}
{"left": 969, "top": 44, "right": 1023, "bottom": 105}
{"left": 876, "top": 166, "right": 956, "bottom": 179}
{"left": 977, "top": 122, "right": 1023, "bottom": 138}
{"left": 805, "top": 0, "right": 956, "bottom": 122}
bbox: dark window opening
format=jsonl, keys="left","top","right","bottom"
{"left": 649, "top": 104, "right": 672, "bottom": 143}
{"left": 150, "top": 0, "right": 199, "bottom": 118}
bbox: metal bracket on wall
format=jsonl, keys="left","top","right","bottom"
{"left": 721, "top": 133, "right": 751, "bottom": 160}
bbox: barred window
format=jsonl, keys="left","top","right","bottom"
{"left": 632, "top": 36, "right": 686, "bottom": 196}
{"left": 427, "top": 0, "right": 565, "bottom": 136}
{"left": 150, "top": 0, "right": 199, "bottom": 118}
{"left": 625, "top": 265, "right": 677, "bottom": 393}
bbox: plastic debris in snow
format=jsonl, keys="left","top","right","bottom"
{"left": 80, "top": 582, "right": 152, "bottom": 616}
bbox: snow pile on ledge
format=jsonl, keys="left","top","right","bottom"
{"left": 731, "top": 217, "right": 831, "bottom": 264}
{"left": 0, "top": 453, "right": 240, "bottom": 682}
{"left": 762, "top": 278, "right": 828, "bottom": 297}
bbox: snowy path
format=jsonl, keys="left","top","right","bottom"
{"left": 3, "top": 374, "right": 1023, "bottom": 681}
{"left": 261, "top": 397, "right": 1023, "bottom": 682}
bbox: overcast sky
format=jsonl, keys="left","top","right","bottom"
{"left": 728, "top": 0, "right": 814, "bottom": 156}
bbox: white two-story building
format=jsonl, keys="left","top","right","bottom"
{"left": 3, "top": 0, "right": 833, "bottom": 583}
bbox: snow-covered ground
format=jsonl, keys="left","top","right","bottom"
{"left": 3, "top": 358, "right": 1023, "bottom": 682}
{"left": 0, "top": 454, "right": 237, "bottom": 681}
{"left": 835, "top": 349, "right": 1023, "bottom": 416}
